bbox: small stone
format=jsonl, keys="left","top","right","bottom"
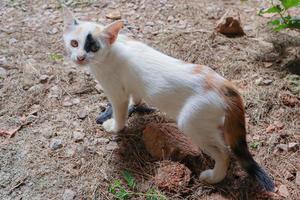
{"left": 95, "top": 138, "right": 110, "bottom": 145}
{"left": 48, "top": 85, "right": 62, "bottom": 99}
{"left": 28, "top": 84, "right": 43, "bottom": 95}
{"left": 106, "top": 10, "right": 121, "bottom": 20}
{"left": 277, "top": 144, "right": 288, "bottom": 151}
{"left": 62, "top": 100, "right": 73, "bottom": 107}
{"left": 95, "top": 83, "right": 103, "bottom": 93}
{"left": 255, "top": 77, "right": 263, "bottom": 85}
{"left": 167, "top": 15, "right": 174, "bottom": 22}
{"left": 63, "top": 189, "right": 76, "bottom": 200}
{"left": 278, "top": 184, "right": 289, "bottom": 198}
{"left": 9, "top": 38, "right": 18, "bottom": 45}
{"left": 77, "top": 109, "right": 88, "bottom": 119}
{"left": 47, "top": 27, "right": 58, "bottom": 35}
{"left": 262, "top": 79, "right": 273, "bottom": 85}
{"left": 0, "top": 67, "right": 7, "bottom": 78}
{"left": 287, "top": 142, "right": 299, "bottom": 152}
{"left": 39, "top": 75, "right": 49, "bottom": 83}
{"left": 73, "top": 131, "right": 85, "bottom": 142}
{"left": 106, "top": 141, "right": 118, "bottom": 151}
{"left": 296, "top": 171, "right": 300, "bottom": 186}
{"left": 146, "top": 21, "right": 154, "bottom": 26}
{"left": 72, "top": 98, "right": 80, "bottom": 105}
{"left": 50, "top": 139, "right": 63, "bottom": 150}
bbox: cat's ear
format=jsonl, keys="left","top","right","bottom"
{"left": 62, "top": 5, "right": 78, "bottom": 32}
{"left": 102, "top": 20, "right": 124, "bottom": 45}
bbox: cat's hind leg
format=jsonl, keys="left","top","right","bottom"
{"left": 177, "top": 94, "right": 230, "bottom": 184}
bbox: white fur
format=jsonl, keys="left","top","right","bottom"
{"left": 63, "top": 13, "right": 230, "bottom": 184}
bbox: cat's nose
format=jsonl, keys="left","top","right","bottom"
{"left": 77, "top": 55, "right": 86, "bottom": 61}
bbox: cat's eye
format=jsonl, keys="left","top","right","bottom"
{"left": 70, "top": 40, "right": 78, "bottom": 48}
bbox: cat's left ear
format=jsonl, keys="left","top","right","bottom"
{"left": 102, "top": 20, "right": 124, "bottom": 45}
{"left": 62, "top": 5, "right": 78, "bottom": 32}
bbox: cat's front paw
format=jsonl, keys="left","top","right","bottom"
{"left": 102, "top": 119, "right": 123, "bottom": 133}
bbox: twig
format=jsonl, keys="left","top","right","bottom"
{"left": 8, "top": 176, "right": 28, "bottom": 195}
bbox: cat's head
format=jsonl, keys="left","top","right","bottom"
{"left": 62, "top": 6, "right": 124, "bottom": 65}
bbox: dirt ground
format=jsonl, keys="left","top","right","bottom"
{"left": 0, "top": 0, "right": 299, "bottom": 199}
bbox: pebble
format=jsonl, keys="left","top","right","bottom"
{"left": 278, "top": 184, "right": 289, "bottom": 197}
{"left": 277, "top": 144, "right": 288, "bottom": 151}
{"left": 28, "top": 84, "right": 43, "bottom": 95}
{"left": 73, "top": 131, "right": 85, "bottom": 142}
{"left": 95, "top": 83, "right": 103, "bottom": 93}
{"left": 0, "top": 67, "right": 7, "bottom": 78}
{"left": 106, "top": 141, "right": 118, "bottom": 151}
{"left": 287, "top": 142, "right": 299, "bottom": 152}
{"left": 262, "top": 79, "right": 273, "bottom": 85}
{"left": 50, "top": 138, "right": 63, "bottom": 150}
{"left": 77, "top": 109, "right": 88, "bottom": 119}
{"left": 106, "top": 10, "right": 121, "bottom": 20}
{"left": 95, "top": 138, "right": 110, "bottom": 145}
{"left": 39, "top": 75, "right": 49, "bottom": 83}
{"left": 48, "top": 85, "right": 62, "bottom": 99}
{"left": 8, "top": 38, "right": 18, "bottom": 45}
{"left": 63, "top": 189, "right": 76, "bottom": 200}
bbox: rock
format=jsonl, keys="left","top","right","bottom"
{"left": 277, "top": 144, "right": 288, "bottom": 151}
{"left": 262, "top": 79, "right": 273, "bottom": 85}
{"left": 50, "top": 139, "right": 63, "bottom": 150}
{"left": 94, "top": 138, "right": 110, "bottom": 145}
{"left": 287, "top": 142, "right": 299, "bottom": 152}
{"left": 48, "top": 85, "right": 62, "bottom": 99}
{"left": 77, "top": 109, "right": 88, "bottom": 119}
{"left": 255, "top": 77, "right": 263, "bottom": 85}
{"left": 296, "top": 171, "right": 300, "bottom": 186}
{"left": 9, "top": 38, "right": 18, "bottom": 45}
{"left": 28, "top": 84, "right": 43, "bottom": 96}
{"left": 63, "top": 189, "right": 76, "bottom": 200}
{"left": 0, "top": 67, "right": 7, "bottom": 78}
{"left": 142, "top": 123, "right": 201, "bottom": 160}
{"left": 106, "top": 141, "right": 118, "bottom": 151}
{"left": 95, "top": 83, "right": 103, "bottom": 93}
{"left": 72, "top": 98, "right": 80, "bottom": 105}
{"left": 154, "top": 161, "right": 191, "bottom": 192}
{"left": 146, "top": 21, "right": 154, "bottom": 26}
{"left": 167, "top": 15, "right": 174, "bottom": 22}
{"left": 39, "top": 75, "right": 49, "bottom": 83}
{"left": 106, "top": 10, "right": 121, "bottom": 20}
{"left": 47, "top": 27, "right": 58, "bottom": 35}
{"left": 73, "top": 131, "right": 85, "bottom": 142}
{"left": 215, "top": 10, "right": 245, "bottom": 37}
{"left": 278, "top": 184, "right": 289, "bottom": 198}
{"left": 62, "top": 97, "right": 80, "bottom": 107}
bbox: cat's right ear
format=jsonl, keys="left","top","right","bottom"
{"left": 62, "top": 5, "right": 78, "bottom": 32}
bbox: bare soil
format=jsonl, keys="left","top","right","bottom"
{"left": 0, "top": 0, "right": 299, "bottom": 199}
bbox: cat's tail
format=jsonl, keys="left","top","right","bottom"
{"left": 221, "top": 83, "right": 275, "bottom": 192}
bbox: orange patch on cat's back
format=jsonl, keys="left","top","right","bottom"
{"left": 192, "top": 64, "right": 205, "bottom": 75}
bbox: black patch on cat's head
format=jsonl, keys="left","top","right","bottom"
{"left": 84, "top": 33, "right": 100, "bottom": 53}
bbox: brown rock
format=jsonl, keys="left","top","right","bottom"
{"left": 142, "top": 123, "right": 201, "bottom": 160}
{"left": 106, "top": 10, "right": 121, "bottom": 20}
{"left": 216, "top": 10, "right": 245, "bottom": 37}
{"left": 154, "top": 161, "right": 191, "bottom": 192}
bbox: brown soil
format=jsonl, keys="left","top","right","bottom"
{"left": 0, "top": 0, "right": 299, "bottom": 199}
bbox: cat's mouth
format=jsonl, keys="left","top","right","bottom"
{"left": 76, "top": 60, "right": 87, "bottom": 65}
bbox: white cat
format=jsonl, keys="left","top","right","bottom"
{"left": 63, "top": 7, "right": 274, "bottom": 191}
